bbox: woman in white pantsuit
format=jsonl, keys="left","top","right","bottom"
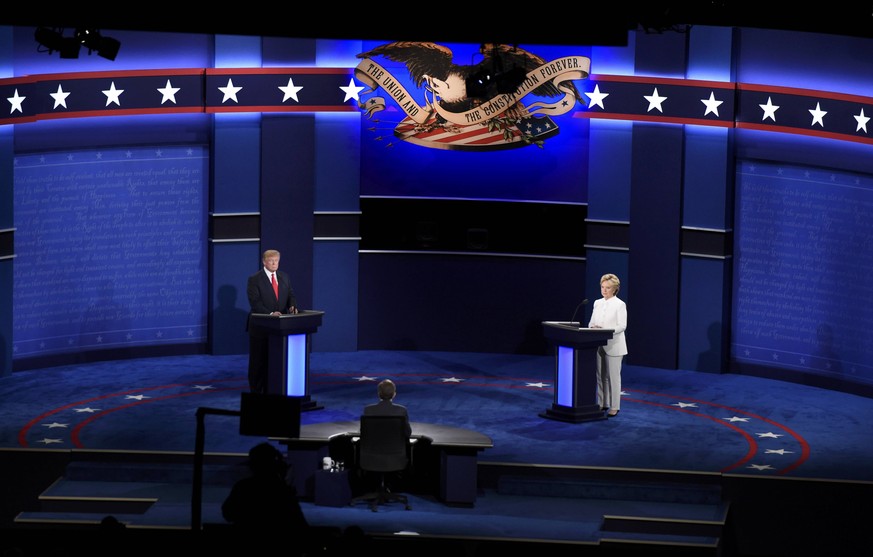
{"left": 588, "top": 273, "right": 627, "bottom": 418}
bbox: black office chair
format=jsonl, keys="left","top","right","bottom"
{"left": 349, "top": 415, "right": 412, "bottom": 512}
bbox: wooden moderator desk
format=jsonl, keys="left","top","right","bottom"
{"left": 279, "top": 420, "right": 493, "bottom": 507}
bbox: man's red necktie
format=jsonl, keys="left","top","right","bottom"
{"left": 271, "top": 273, "right": 279, "bottom": 300}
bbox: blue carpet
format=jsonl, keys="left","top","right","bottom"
{"left": 2, "top": 350, "right": 872, "bottom": 482}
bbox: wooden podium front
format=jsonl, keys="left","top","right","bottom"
{"left": 248, "top": 310, "right": 324, "bottom": 410}
{"left": 540, "top": 321, "right": 614, "bottom": 423}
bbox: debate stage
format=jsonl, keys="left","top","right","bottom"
{"left": 2, "top": 350, "right": 873, "bottom": 556}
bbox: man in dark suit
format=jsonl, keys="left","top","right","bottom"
{"left": 362, "top": 379, "right": 412, "bottom": 438}
{"left": 246, "top": 249, "right": 297, "bottom": 394}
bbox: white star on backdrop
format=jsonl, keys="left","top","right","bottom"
{"left": 279, "top": 77, "right": 303, "bottom": 102}
{"left": 808, "top": 102, "right": 827, "bottom": 127}
{"left": 700, "top": 92, "right": 723, "bottom": 116}
{"left": 854, "top": 108, "right": 869, "bottom": 133}
{"left": 74, "top": 407, "right": 100, "bottom": 413}
{"left": 7, "top": 88, "right": 25, "bottom": 113}
{"left": 102, "top": 82, "right": 124, "bottom": 106}
{"left": 125, "top": 394, "right": 150, "bottom": 400}
{"left": 157, "top": 79, "right": 180, "bottom": 104}
{"left": 584, "top": 84, "right": 609, "bottom": 109}
{"left": 440, "top": 377, "right": 464, "bottom": 383}
{"left": 759, "top": 97, "right": 779, "bottom": 121}
{"left": 50, "top": 84, "right": 70, "bottom": 109}
{"left": 192, "top": 385, "right": 214, "bottom": 391}
{"left": 219, "top": 78, "right": 243, "bottom": 103}
{"left": 764, "top": 449, "right": 794, "bottom": 455}
{"left": 673, "top": 402, "right": 697, "bottom": 408}
{"left": 723, "top": 416, "right": 750, "bottom": 422}
{"left": 340, "top": 78, "right": 365, "bottom": 102}
{"left": 525, "top": 382, "right": 550, "bottom": 388}
{"left": 38, "top": 438, "right": 64, "bottom": 445}
{"left": 42, "top": 422, "right": 69, "bottom": 428}
{"left": 354, "top": 376, "right": 377, "bottom": 382}
{"left": 644, "top": 87, "right": 667, "bottom": 112}
{"left": 756, "top": 432, "right": 783, "bottom": 438}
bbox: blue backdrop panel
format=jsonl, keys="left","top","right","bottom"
{"left": 679, "top": 256, "right": 730, "bottom": 373}
{"left": 732, "top": 161, "right": 873, "bottom": 387}
{"left": 587, "top": 120, "right": 632, "bottom": 222}
{"left": 260, "top": 115, "right": 315, "bottom": 310}
{"left": 628, "top": 124, "right": 683, "bottom": 369}
{"left": 311, "top": 240, "right": 358, "bottom": 352}
{"left": 12, "top": 146, "right": 209, "bottom": 359}
{"left": 0, "top": 125, "right": 10, "bottom": 376}
{"left": 210, "top": 241, "right": 258, "bottom": 355}
{"left": 212, "top": 114, "right": 262, "bottom": 214}
{"left": 357, "top": 253, "right": 585, "bottom": 354}
{"left": 315, "top": 113, "right": 361, "bottom": 211}
{"left": 683, "top": 126, "right": 733, "bottom": 229}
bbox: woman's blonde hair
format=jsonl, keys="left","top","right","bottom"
{"left": 600, "top": 273, "right": 620, "bottom": 294}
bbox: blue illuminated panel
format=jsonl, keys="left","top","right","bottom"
{"left": 285, "top": 333, "right": 307, "bottom": 396}
{"left": 556, "top": 345, "right": 574, "bottom": 407}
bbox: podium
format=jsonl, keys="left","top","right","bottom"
{"left": 248, "top": 310, "right": 324, "bottom": 410}
{"left": 540, "top": 322, "right": 614, "bottom": 423}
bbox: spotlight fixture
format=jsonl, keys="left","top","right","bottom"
{"left": 75, "top": 28, "right": 121, "bottom": 61}
{"left": 34, "top": 27, "right": 80, "bottom": 59}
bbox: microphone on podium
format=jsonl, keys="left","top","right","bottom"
{"left": 569, "top": 298, "right": 589, "bottom": 325}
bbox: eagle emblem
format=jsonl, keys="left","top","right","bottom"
{"left": 354, "top": 42, "right": 591, "bottom": 151}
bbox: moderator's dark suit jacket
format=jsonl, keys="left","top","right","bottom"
{"left": 245, "top": 269, "right": 297, "bottom": 334}
{"left": 362, "top": 400, "right": 413, "bottom": 438}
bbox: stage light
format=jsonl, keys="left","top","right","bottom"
{"left": 34, "top": 27, "right": 80, "bottom": 59}
{"left": 75, "top": 28, "right": 121, "bottom": 61}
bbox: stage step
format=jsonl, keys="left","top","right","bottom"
{"left": 491, "top": 469, "right": 729, "bottom": 551}
{"left": 496, "top": 475, "right": 723, "bottom": 504}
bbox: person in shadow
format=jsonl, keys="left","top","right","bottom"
{"left": 222, "top": 442, "right": 310, "bottom": 548}
{"left": 363, "top": 379, "right": 412, "bottom": 438}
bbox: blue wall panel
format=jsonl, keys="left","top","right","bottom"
{"left": 679, "top": 256, "right": 730, "bottom": 372}
{"left": 210, "top": 241, "right": 259, "bottom": 355}
{"left": 311, "top": 241, "right": 358, "bottom": 351}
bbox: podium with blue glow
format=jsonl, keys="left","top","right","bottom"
{"left": 540, "top": 321, "right": 614, "bottom": 423}
{"left": 249, "top": 310, "right": 325, "bottom": 411}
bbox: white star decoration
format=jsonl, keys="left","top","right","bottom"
{"left": 73, "top": 407, "right": 100, "bottom": 413}
{"left": 584, "top": 84, "right": 609, "bottom": 109}
{"left": 102, "top": 82, "right": 124, "bottom": 107}
{"left": 756, "top": 432, "right": 783, "bottom": 438}
{"left": 644, "top": 87, "right": 667, "bottom": 112}
{"left": 855, "top": 108, "right": 870, "bottom": 133}
{"left": 38, "top": 438, "right": 64, "bottom": 445}
{"left": 764, "top": 449, "right": 794, "bottom": 455}
{"left": 673, "top": 402, "right": 697, "bottom": 408}
{"left": 759, "top": 96, "right": 779, "bottom": 121}
{"left": 748, "top": 464, "right": 774, "bottom": 471}
{"left": 192, "top": 385, "right": 215, "bottom": 391}
{"left": 42, "top": 422, "right": 69, "bottom": 428}
{"left": 340, "top": 78, "right": 365, "bottom": 102}
{"left": 440, "top": 377, "right": 464, "bottom": 383}
{"left": 525, "top": 382, "right": 550, "bottom": 388}
{"left": 50, "top": 85, "right": 70, "bottom": 109}
{"left": 809, "top": 102, "right": 827, "bottom": 127}
{"left": 701, "top": 92, "right": 723, "bottom": 116}
{"left": 157, "top": 79, "right": 181, "bottom": 104}
{"left": 279, "top": 77, "right": 303, "bottom": 102}
{"left": 7, "top": 88, "right": 25, "bottom": 113}
{"left": 125, "top": 394, "right": 150, "bottom": 400}
{"left": 354, "top": 376, "right": 377, "bottom": 382}
{"left": 219, "top": 78, "right": 243, "bottom": 103}
{"left": 723, "top": 416, "right": 750, "bottom": 422}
